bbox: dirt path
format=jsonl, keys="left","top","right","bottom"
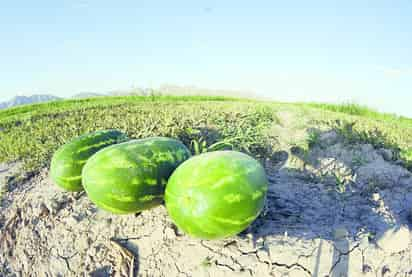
{"left": 1, "top": 132, "right": 412, "bottom": 276}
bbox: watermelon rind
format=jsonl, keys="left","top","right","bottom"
{"left": 165, "top": 150, "right": 268, "bottom": 239}
{"left": 82, "top": 137, "right": 191, "bottom": 214}
{"left": 50, "top": 129, "right": 128, "bottom": 191}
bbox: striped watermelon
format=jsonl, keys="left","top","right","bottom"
{"left": 165, "top": 151, "right": 268, "bottom": 239}
{"left": 82, "top": 137, "right": 191, "bottom": 214}
{"left": 50, "top": 130, "right": 127, "bottom": 191}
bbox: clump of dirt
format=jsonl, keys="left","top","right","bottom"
{"left": 1, "top": 130, "right": 412, "bottom": 276}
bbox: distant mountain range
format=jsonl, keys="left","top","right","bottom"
{"left": 0, "top": 85, "right": 260, "bottom": 110}
{"left": 71, "top": 92, "right": 107, "bottom": 99}
{"left": 158, "top": 84, "right": 257, "bottom": 99}
{"left": 0, "top": 94, "right": 62, "bottom": 110}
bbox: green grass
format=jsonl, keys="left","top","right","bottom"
{"left": 1, "top": 95, "right": 412, "bottom": 175}
{"left": 307, "top": 102, "right": 380, "bottom": 117}
{"left": 304, "top": 102, "right": 412, "bottom": 169}
{"left": 0, "top": 96, "right": 273, "bottom": 172}
{"left": 306, "top": 102, "right": 412, "bottom": 126}
{"left": 0, "top": 95, "right": 246, "bottom": 124}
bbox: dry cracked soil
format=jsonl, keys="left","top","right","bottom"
{"left": 1, "top": 130, "right": 412, "bottom": 276}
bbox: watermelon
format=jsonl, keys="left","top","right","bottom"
{"left": 165, "top": 151, "right": 268, "bottom": 239}
{"left": 82, "top": 137, "right": 191, "bottom": 214}
{"left": 50, "top": 130, "right": 127, "bottom": 191}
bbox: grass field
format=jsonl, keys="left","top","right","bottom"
{"left": 1, "top": 95, "right": 411, "bottom": 174}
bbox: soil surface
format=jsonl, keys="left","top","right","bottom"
{"left": 1, "top": 131, "right": 412, "bottom": 276}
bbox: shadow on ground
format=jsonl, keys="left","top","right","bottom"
{"left": 238, "top": 127, "right": 412, "bottom": 276}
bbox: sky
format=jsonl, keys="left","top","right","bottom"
{"left": 1, "top": 1, "right": 411, "bottom": 116}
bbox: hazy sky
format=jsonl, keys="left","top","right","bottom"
{"left": 1, "top": 1, "right": 411, "bottom": 116}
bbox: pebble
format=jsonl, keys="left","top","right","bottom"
{"left": 38, "top": 203, "right": 50, "bottom": 217}
{"left": 372, "top": 193, "right": 380, "bottom": 201}
{"left": 164, "top": 227, "right": 176, "bottom": 240}
{"left": 378, "top": 149, "right": 394, "bottom": 161}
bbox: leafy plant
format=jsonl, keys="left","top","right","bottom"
{"left": 333, "top": 173, "right": 346, "bottom": 193}
{"left": 307, "top": 130, "right": 321, "bottom": 148}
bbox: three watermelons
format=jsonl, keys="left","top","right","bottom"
{"left": 50, "top": 130, "right": 128, "bottom": 191}
{"left": 82, "top": 137, "right": 191, "bottom": 214}
{"left": 165, "top": 151, "right": 268, "bottom": 239}
{"left": 50, "top": 131, "right": 268, "bottom": 239}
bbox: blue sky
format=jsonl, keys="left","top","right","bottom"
{"left": 1, "top": 1, "right": 411, "bottom": 116}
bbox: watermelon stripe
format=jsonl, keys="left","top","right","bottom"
{"left": 93, "top": 200, "right": 128, "bottom": 214}
{"left": 223, "top": 193, "right": 243, "bottom": 203}
{"left": 211, "top": 175, "right": 237, "bottom": 189}
{"left": 251, "top": 190, "right": 264, "bottom": 200}
{"left": 50, "top": 130, "right": 127, "bottom": 191}
{"left": 57, "top": 175, "right": 81, "bottom": 181}
{"left": 83, "top": 137, "right": 191, "bottom": 214}
{"left": 76, "top": 139, "right": 116, "bottom": 153}
{"left": 139, "top": 194, "right": 163, "bottom": 202}
{"left": 106, "top": 194, "right": 137, "bottom": 202}
{"left": 210, "top": 214, "right": 257, "bottom": 226}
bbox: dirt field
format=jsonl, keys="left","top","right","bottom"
{"left": 1, "top": 130, "right": 412, "bottom": 276}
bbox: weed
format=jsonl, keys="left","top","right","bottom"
{"left": 333, "top": 173, "right": 346, "bottom": 193}
{"left": 352, "top": 154, "right": 368, "bottom": 167}
{"left": 1, "top": 96, "right": 412, "bottom": 175}
{"left": 0, "top": 98, "right": 274, "bottom": 173}
{"left": 201, "top": 256, "right": 213, "bottom": 267}
{"left": 307, "top": 130, "right": 321, "bottom": 148}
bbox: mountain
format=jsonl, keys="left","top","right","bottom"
{"left": 158, "top": 84, "right": 260, "bottom": 99}
{"left": 108, "top": 88, "right": 147, "bottom": 96}
{"left": 71, "top": 92, "right": 107, "bottom": 99}
{"left": 72, "top": 89, "right": 147, "bottom": 98}
{"left": 0, "top": 94, "right": 62, "bottom": 109}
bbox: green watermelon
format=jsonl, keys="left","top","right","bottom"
{"left": 50, "top": 130, "right": 128, "bottom": 191}
{"left": 82, "top": 137, "right": 191, "bottom": 214}
{"left": 165, "top": 150, "right": 268, "bottom": 240}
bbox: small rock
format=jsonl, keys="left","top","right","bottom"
{"left": 38, "top": 203, "right": 50, "bottom": 217}
{"left": 376, "top": 225, "right": 410, "bottom": 254}
{"left": 72, "top": 191, "right": 85, "bottom": 200}
{"left": 164, "top": 227, "right": 176, "bottom": 240}
{"left": 246, "top": 233, "right": 253, "bottom": 241}
{"left": 371, "top": 193, "right": 380, "bottom": 202}
{"left": 381, "top": 265, "right": 391, "bottom": 276}
{"left": 378, "top": 149, "right": 393, "bottom": 161}
{"left": 49, "top": 199, "right": 63, "bottom": 215}
{"left": 362, "top": 264, "right": 372, "bottom": 273}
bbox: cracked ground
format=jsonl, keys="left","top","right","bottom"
{"left": 2, "top": 129, "right": 412, "bottom": 276}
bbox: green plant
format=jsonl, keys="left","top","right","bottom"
{"left": 201, "top": 256, "right": 213, "bottom": 267}
{"left": 0, "top": 98, "right": 274, "bottom": 174}
{"left": 401, "top": 148, "right": 412, "bottom": 170}
{"left": 333, "top": 173, "right": 346, "bottom": 193}
{"left": 1, "top": 95, "right": 412, "bottom": 177}
{"left": 190, "top": 137, "right": 241, "bottom": 155}
{"left": 352, "top": 154, "right": 368, "bottom": 167}
{"left": 307, "top": 130, "right": 321, "bottom": 148}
